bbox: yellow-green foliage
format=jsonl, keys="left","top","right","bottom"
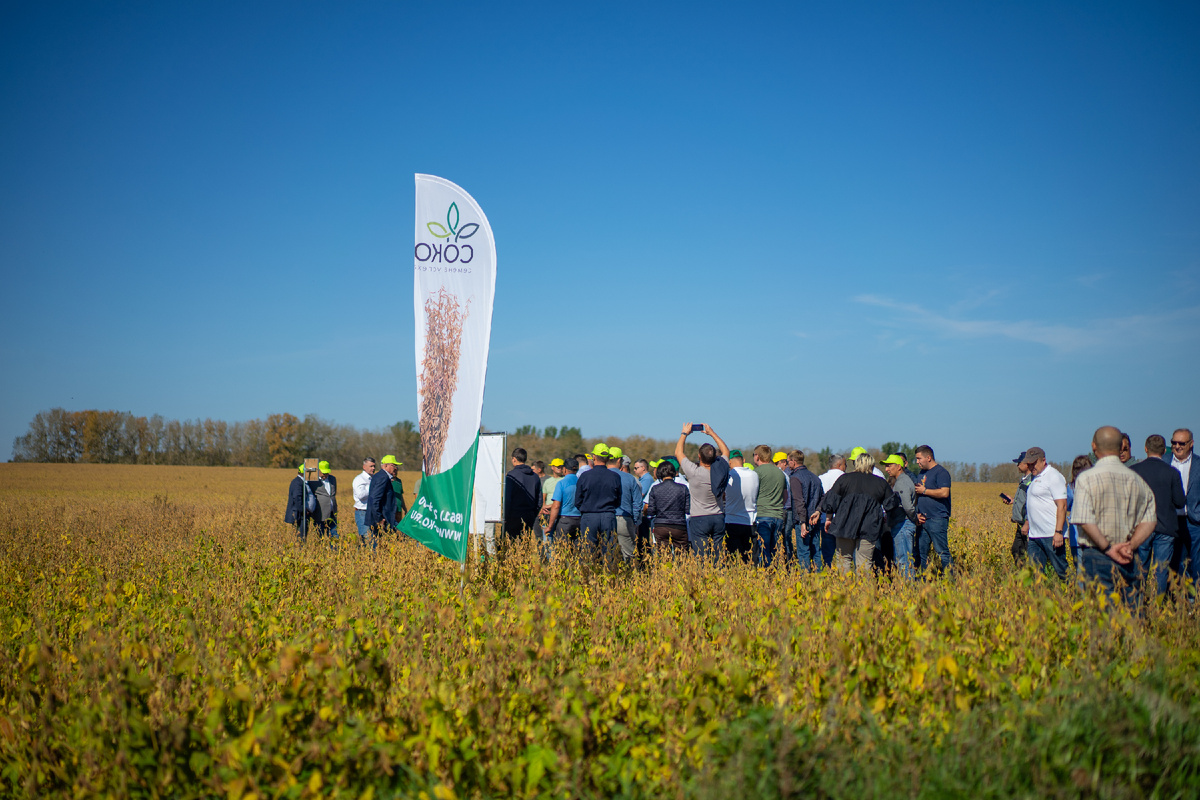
{"left": 1, "top": 464, "right": 1198, "bottom": 798}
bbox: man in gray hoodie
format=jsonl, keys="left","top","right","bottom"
{"left": 881, "top": 454, "right": 919, "bottom": 579}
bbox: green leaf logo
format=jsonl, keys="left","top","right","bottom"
{"left": 427, "top": 202, "right": 480, "bottom": 242}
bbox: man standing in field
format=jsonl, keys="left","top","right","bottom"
{"left": 675, "top": 424, "right": 731, "bottom": 562}
{"left": 352, "top": 457, "right": 377, "bottom": 544}
{"left": 788, "top": 450, "right": 825, "bottom": 571}
{"left": 1002, "top": 452, "right": 1034, "bottom": 565}
{"left": 607, "top": 447, "right": 644, "bottom": 563}
{"left": 1022, "top": 448, "right": 1068, "bottom": 580}
{"left": 574, "top": 444, "right": 622, "bottom": 556}
{"left": 1168, "top": 428, "right": 1199, "bottom": 583}
{"left": 284, "top": 464, "right": 317, "bottom": 542}
{"left": 633, "top": 458, "right": 654, "bottom": 553}
{"left": 818, "top": 454, "right": 847, "bottom": 569}
{"left": 881, "top": 454, "right": 918, "bottom": 579}
{"left": 504, "top": 447, "right": 542, "bottom": 540}
{"left": 313, "top": 461, "right": 339, "bottom": 541}
{"left": 914, "top": 445, "right": 953, "bottom": 575}
{"left": 724, "top": 449, "right": 758, "bottom": 561}
{"left": 1130, "top": 434, "right": 1186, "bottom": 598}
{"left": 1073, "top": 426, "right": 1157, "bottom": 607}
{"left": 545, "top": 457, "right": 581, "bottom": 545}
{"left": 366, "top": 455, "right": 402, "bottom": 539}
{"left": 752, "top": 445, "right": 787, "bottom": 567}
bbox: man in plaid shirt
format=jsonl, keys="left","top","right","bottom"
{"left": 1072, "top": 426, "right": 1157, "bottom": 606}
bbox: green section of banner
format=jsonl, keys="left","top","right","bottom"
{"left": 398, "top": 434, "right": 478, "bottom": 563}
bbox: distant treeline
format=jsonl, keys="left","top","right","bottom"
{"left": 11, "top": 410, "right": 1053, "bottom": 482}
{"left": 10, "top": 409, "right": 421, "bottom": 469}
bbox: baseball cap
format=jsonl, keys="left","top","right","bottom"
{"left": 318, "top": 461, "right": 331, "bottom": 474}
{"left": 298, "top": 464, "right": 305, "bottom": 474}
{"left": 550, "top": 458, "right": 564, "bottom": 467}
{"left": 1011, "top": 451, "right": 1027, "bottom": 464}
{"left": 772, "top": 451, "right": 787, "bottom": 463}
{"left": 608, "top": 446, "right": 623, "bottom": 459}
{"left": 729, "top": 449, "right": 743, "bottom": 459}
{"left": 381, "top": 454, "right": 403, "bottom": 466}
{"left": 880, "top": 454, "right": 905, "bottom": 466}
{"left": 649, "top": 459, "right": 663, "bottom": 468}
{"left": 1021, "top": 447, "right": 1045, "bottom": 465}
{"left": 592, "top": 442, "right": 610, "bottom": 457}
{"left": 621, "top": 455, "right": 632, "bottom": 466}
{"left": 848, "top": 446, "right": 868, "bottom": 462}
{"left": 891, "top": 452, "right": 908, "bottom": 463}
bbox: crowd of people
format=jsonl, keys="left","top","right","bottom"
{"left": 501, "top": 423, "right": 1199, "bottom": 607}
{"left": 282, "top": 422, "right": 1200, "bottom": 608}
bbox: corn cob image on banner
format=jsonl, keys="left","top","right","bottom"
{"left": 400, "top": 174, "right": 496, "bottom": 561}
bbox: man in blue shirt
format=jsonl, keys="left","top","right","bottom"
{"left": 545, "top": 457, "right": 582, "bottom": 543}
{"left": 574, "top": 444, "right": 622, "bottom": 556}
{"left": 914, "top": 444, "right": 953, "bottom": 575}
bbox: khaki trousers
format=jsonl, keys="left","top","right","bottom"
{"left": 834, "top": 536, "right": 876, "bottom": 573}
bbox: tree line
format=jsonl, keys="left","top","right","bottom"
{"left": 11, "top": 410, "right": 1053, "bottom": 481}
{"left": 10, "top": 409, "right": 421, "bottom": 469}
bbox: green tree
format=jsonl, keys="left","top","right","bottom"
{"left": 266, "top": 413, "right": 302, "bottom": 468}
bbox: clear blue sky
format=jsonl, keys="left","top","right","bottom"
{"left": 3, "top": 1, "right": 1198, "bottom": 465}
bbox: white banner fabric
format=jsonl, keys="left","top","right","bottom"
{"left": 412, "top": 174, "right": 496, "bottom": 475}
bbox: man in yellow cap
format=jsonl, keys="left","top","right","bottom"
{"left": 541, "top": 458, "right": 564, "bottom": 521}
{"left": 284, "top": 463, "right": 318, "bottom": 542}
{"left": 312, "top": 461, "right": 338, "bottom": 542}
{"left": 366, "top": 455, "right": 403, "bottom": 539}
{"left": 574, "top": 443, "right": 621, "bottom": 556}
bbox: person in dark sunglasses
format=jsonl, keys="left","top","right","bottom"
{"left": 1169, "top": 429, "right": 1199, "bottom": 583}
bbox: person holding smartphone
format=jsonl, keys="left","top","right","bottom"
{"left": 675, "top": 422, "right": 731, "bottom": 563}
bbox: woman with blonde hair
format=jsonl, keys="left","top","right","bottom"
{"left": 820, "top": 453, "right": 894, "bottom": 572}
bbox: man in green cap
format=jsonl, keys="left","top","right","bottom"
{"left": 366, "top": 455, "right": 403, "bottom": 539}
{"left": 284, "top": 463, "right": 318, "bottom": 542}
{"left": 313, "top": 461, "right": 338, "bottom": 542}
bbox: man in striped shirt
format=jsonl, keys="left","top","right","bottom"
{"left": 1072, "top": 426, "right": 1157, "bottom": 607}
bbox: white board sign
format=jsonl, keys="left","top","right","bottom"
{"left": 470, "top": 432, "right": 506, "bottom": 535}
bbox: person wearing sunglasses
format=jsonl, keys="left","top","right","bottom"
{"left": 1169, "top": 429, "right": 1200, "bottom": 583}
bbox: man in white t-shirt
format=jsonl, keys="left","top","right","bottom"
{"left": 352, "top": 457, "right": 377, "bottom": 545}
{"left": 1022, "top": 447, "right": 1068, "bottom": 580}
{"left": 724, "top": 449, "right": 759, "bottom": 562}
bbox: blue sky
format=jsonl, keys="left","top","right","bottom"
{"left": 2, "top": 1, "right": 1198, "bottom": 465}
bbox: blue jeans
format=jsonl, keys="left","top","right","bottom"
{"left": 754, "top": 517, "right": 783, "bottom": 567}
{"left": 580, "top": 512, "right": 616, "bottom": 554}
{"left": 689, "top": 514, "right": 726, "bottom": 563}
{"left": 1028, "top": 537, "right": 1068, "bottom": 581}
{"left": 1182, "top": 518, "right": 1200, "bottom": 584}
{"left": 1080, "top": 547, "right": 1140, "bottom": 608}
{"left": 819, "top": 514, "right": 836, "bottom": 569}
{"left": 917, "top": 516, "right": 952, "bottom": 575}
{"left": 1137, "top": 531, "right": 1176, "bottom": 597}
{"left": 890, "top": 518, "right": 916, "bottom": 580}
{"left": 780, "top": 510, "right": 795, "bottom": 562}
{"left": 795, "top": 522, "right": 821, "bottom": 572}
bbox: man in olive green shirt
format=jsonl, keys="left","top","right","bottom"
{"left": 751, "top": 444, "right": 787, "bottom": 567}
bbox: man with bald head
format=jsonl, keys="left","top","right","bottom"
{"left": 1072, "top": 426, "right": 1157, "bottom": 606}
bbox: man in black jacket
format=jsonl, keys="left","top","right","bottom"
{"left": 1130, "top": 434, "right": 1186, "bottom": 597}
{"left": 366, "top": 455, "right": 402, "bottom": 539}
{"left": 575, "top": 444, "right": 622, "bottom": 556}
{"left": 504, "top": 448, "right": 542, "bottom": 539}
{"left": 283, "top": 464, "right": 316, "bottom": 542}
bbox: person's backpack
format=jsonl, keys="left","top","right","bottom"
{"left": 1011, "top": 476, "right": 1032, "bottom": 525}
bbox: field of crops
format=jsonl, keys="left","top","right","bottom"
{"left": 2, "top": 463, "right": 1198, "bottom": 798}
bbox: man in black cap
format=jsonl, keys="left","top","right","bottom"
{"left": 1001, "top": 451, "right": 1035, "bottom": 565}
